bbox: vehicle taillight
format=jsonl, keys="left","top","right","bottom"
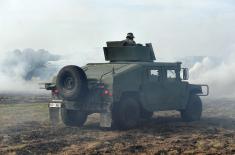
{"left": 101, "top": 89, "right": 112, "bottom": 97}
{"left": 98, "top": 83, "right": 112, "bottom": 97}
{"left": 104, "top": 90, "right": 109, "bottom": 95}
{"left": 52, "top": 89, "right": 59, "bottom": 96}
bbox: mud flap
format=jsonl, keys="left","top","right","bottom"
{"left": 100, "top": 112, "right": 112, "bottom": 127}
{"left": 49, "top": 108, "right": 60, "bottom": 126}
{"left": 100, "top": 102, "right": 112, "bottom": 127}
{"left": 48, "top": 100, "right": 62, "bottom": 126}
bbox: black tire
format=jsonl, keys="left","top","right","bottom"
{"left": 61, "top": 108, "right": 87, "bottom": 127}
{"left": 56, "top": 65, "right": 88, "bottom": 101}
{"left": 181, "top": 94, "right": 202, "bottom": 122}
{"left": 112, "top": 96, "right": 140, "bottom": 130}
{"left": 140, "top": 108, "right": 153, "bottom": 119}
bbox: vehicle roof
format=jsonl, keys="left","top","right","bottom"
{"left": 87, "top": 61, "right": 182, "bottom": 67}
{"left": 84, "top": 62, "right": 182, "bottom": 80}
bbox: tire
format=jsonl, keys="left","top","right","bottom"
{"left": 181, "top": 94, "right": 202, "bottom": 122}
{"left": 56, "top": 65, "right": 88, "bottom": 101}
{"left": 61, "top": 108, "right": 87, "bottom": 127}
{"left": 112, "top": 96, "right": 140, "bottom": 130}
{"left": 140, "top": 108, "right": 153, "bottom": 119}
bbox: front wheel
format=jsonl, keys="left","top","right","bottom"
{"left": 181, "top": 94, "right": 202, "bottom": 122}
{"left": 61, "top": 108, "right": 87, "bottom": 127}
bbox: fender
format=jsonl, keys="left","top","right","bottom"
{"left": 189, "top": 84, "right": 209, "bottom": 96}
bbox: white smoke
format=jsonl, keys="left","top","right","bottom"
{"left": 0, "top": 47, "right": 234, "bottom": 98}
{"left": 0, "top": 49, "right": 60, "bottom": 93}
{"left": 189, "top": 53, "right": 235, "bottom": 98}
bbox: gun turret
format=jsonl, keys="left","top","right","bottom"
{"left": 103, "top": 42, "right": 156, "bottom": 62}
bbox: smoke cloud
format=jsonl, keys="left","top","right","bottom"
{"left": 0, "top": 49, "right": 60, "bottom": 93}
{"left": 188, "top": 53, "right": 235, "bottom": 98}
{"left": 0, "top": 47, "right": 234, "bottom": 98}
{"left": 0, "top": 0, "right": 234, "bottom": 97}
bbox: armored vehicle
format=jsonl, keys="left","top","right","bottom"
{"left": 45, "top": 41, "right": 209, "bottom": 129}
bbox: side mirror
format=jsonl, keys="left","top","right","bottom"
{"left": 182, "top": 68, "right": 189, "bottom": 80}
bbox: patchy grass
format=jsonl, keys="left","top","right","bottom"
{"left": 0, "top": 103, "right": 49, "bottom": 129}
{"left": 202, "top": 98, "right": 235, "bottom": 119}
{"left": 0, "top": 98, "right": 234, "bottom": 154}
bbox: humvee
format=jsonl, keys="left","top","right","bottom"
{"left": 45, "top": 41, "right": 209, "bottom": 129}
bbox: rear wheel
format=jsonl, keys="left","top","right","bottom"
{"left": 181, "top": 94, "right": 202, "bottom": 122}
{"left": 140, "top": 108, "right": 153, "bottom": 119}
{"left": 112, "top": 96, "right": 140, "bottom": 130}
{"left": 61, "top": 108, "right": 87, "bottom": 127}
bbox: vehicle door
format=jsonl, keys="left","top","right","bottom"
{"left": 141, "top": 66, "right": 166, "bottom": 111}
{"left": 161, "top": 67, "right": 188, "bottom": 110}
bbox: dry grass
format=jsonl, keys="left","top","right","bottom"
{"left": 0, "top": 103, "right": 49, "bottom": 129}
{"left": 0, "top": 97, "right": 234, "bottom": 154}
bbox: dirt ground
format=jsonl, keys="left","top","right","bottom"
{"left": 0, "top": 95, "right": 234, "bottom": 155}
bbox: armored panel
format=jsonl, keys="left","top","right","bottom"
{"left": 106, "top": 41, "right": 125, "bottom": 47}
{"left": 103, "top": 43, "right": 156, "bottom": 62}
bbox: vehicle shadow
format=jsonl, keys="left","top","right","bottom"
{"left": 136, "top": 114, "right": 235, "bottom": 134}
{"left": 83, "top": 112, "right": 235, "bottom": 132}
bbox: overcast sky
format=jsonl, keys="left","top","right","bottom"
{"left": 0, "top": 0, "right": 235, "bottom": 62}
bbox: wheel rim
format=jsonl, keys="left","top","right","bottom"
{"left": 61, "top": 72, "right": 76, "bottom": 90}
{"left": 64, "top": 77, "right": 75, "bottom": 90}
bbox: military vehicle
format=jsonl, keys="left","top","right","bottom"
{"left": 45, "top": 41, "right": 209, "bottom": 129}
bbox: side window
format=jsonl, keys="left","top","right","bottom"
{"left": 167, "top": 70, "right": 176, "bottom": 79}
{"left": 149, "top": 69, "right": 160, "bottom": 81}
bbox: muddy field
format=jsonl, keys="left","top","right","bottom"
{"left": 0, "top": 95, "right": 234, "bottom": 155}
